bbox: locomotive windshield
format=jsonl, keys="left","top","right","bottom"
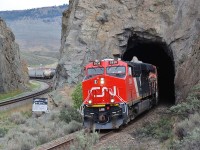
{"left": 106, "top": 66, "right": 126, "bottom": 78}
{"left": 88, "top": 67, "right": 104, "bottom": 75}
{"left": 84, "top": 67, "right": 104, "bottom": 80}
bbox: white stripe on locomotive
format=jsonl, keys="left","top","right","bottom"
{"left": 133, "top": 77, "right": 140, "bottom": 97}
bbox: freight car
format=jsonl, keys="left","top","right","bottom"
{"left": 81, "top": 59, "right": 158, "bottom": 129}
{"left": 28, "top": 68, "right": 55, "bottom": 79}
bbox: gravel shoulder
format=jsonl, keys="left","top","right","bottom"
{"left": 95, "top": 105, "right": 169, "bottom": 150}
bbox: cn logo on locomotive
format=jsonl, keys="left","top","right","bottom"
{"left": 89, "top": 86, "right": 117, "bottom": 97}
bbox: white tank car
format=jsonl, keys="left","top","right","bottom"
{"left": 43, "top": 69, "right": 52, "bottom": 78}
{"left": 28, "top": 68, "right": 55, "bottom": 78}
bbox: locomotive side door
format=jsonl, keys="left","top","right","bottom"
{"left": 128, "top": 66, "right": 138, "bottom": 101}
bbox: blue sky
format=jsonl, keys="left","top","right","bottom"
{"left": 0, "top": 0, "right": 69, "bottom": 11}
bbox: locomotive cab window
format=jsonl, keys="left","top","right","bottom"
{"left": 106, "top": 66, "right": 126, "bottom": 78}
{"left": 84, "top": 67, "right": 105, "bottom": 80}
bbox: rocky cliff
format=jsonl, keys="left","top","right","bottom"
{"left": 0, "top": 18, "right": 28, "bottom": 93}
{"left": 56, "top": 0, "right": 200, "bottom": 102}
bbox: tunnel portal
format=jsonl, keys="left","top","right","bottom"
{"left": 122, "top": 36, "right": 175, "bottom": 104}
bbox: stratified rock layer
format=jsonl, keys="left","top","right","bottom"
{"left": 0, "top": 18, "right": 28, "bottom": 93}
{"left": 56, "top": 0, "right": 200, "bottom": 102}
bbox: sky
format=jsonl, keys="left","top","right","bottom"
{"left": 0, "top": 0, "right": 69, "bottom": 11}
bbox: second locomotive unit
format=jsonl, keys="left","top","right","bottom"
{"left": 81, "top": 59, "right": 158, "bottom": 129}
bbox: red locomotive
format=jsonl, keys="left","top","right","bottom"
{"left": 81, "top": 59, "right": 158, "bottom": 129}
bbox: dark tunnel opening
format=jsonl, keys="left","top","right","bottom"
{"left": 122, "top": 36, "right": 175, "bottom": 104}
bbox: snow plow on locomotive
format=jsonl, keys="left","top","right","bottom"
{"left": 81, "top": 59, "right": 158, "bottom": 129}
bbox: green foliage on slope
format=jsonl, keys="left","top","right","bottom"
{"left": 72, "top": 83, "right": 83, "bottom": 109}
{"left": 169, "top": 84, "right": 200, "bottom": 150}
{"left": 21, "top": 52, "right": 58, "bottom": 67}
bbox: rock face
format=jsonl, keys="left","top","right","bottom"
{"left": 56, "top": 0, "right": 200, "bottom": 102}
{"left": 0, "top": 18, "right": 28, "bottom": 93}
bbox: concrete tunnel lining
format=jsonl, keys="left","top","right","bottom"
{"left": 121, "top": 36, "right": 175, "bottom": 104}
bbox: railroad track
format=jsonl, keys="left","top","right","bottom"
{"left": 33, "top": 105, "right": 168, "bottom": 150}
{"left": 34, "top": 129, "right": 114, "bottom": 150}
{"left": 35, "top": 135, "right": 75, "bottom": 150}
{"left": 33, "top": 109, "right": 157, "bottom": 150}
{"left": 0, "top": 81, "right": 51, "bottom": 107}
{"left": 33, "top": 109, "right": 156, "bottom": 150}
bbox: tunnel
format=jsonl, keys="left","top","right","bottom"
{"left": 122, "top": 35, "right": 175, "bottom": 104}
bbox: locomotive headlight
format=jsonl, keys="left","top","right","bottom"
{"left": 88, "top": 100, "right": 92, "bottom": 104}
{"left": 100, "top": 78, "right": 105, "bottom": 85}
{"left": 110, "top": 98, "right": 115, "bottom": 103}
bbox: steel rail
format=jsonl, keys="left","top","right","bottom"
{"left": 0, "top": 86, "right": 51, "bottom": 107}
{"left": 34, "top": 128, "right": 115, "bottom": 150}
{"left": 33, "top": 105, "right": 165, "bottom": 149}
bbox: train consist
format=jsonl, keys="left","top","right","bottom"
{"left": 28, "top": 67, "right": 56, "bottom": 79}
{"left": 81, "top": 59, "right": 158, "bottom": 129}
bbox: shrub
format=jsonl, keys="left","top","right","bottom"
{"left": 9, "top": 112, "right": 26, "bottom": 125}
{"left": 49, "top": 110, "right": 59, "bottom": 121}
{"left": 59, "top": 106, "right": 82, "bottom": 123}
{"left": 65, "top": 120, "right": 82, "bottom": 134}
{"left": 1, "top": 108, "right": 82, "bottom": 149}
{"left": 50, "top": 90, "right": 66, "bottom": 107}
{"left": 5, "top": 131, "right": 36, "bottom": 150}
{"left": 172, "top": 128, "right": 200, "bottom": 150}
{"left": 72, "top": 83, "right": 83, "bottom": 109}
{"left": 169, "top": 84, "right": 200, "bottom": 149}
{"left": 175, "top": 113, "right": 200, "bottom": 140}
{"left": 21, "top": 111, "right": 32, "bottom": 118}
{"left": 134, "top": 117, "right": 173, "bottom": 142}
{"left": 70, "top": 130, "right": 99, "bottom": 150}
{"left": 37, "top": 131, "right": 50, "bottom": 145}
{"left": 0, "top": 128, "right": 8, "bottom": 138}
{"left": 170, "top": 85, "right": 200, "bottom": 117}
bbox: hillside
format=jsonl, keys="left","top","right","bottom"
{"left": 0, "top": 5, "right": 68, "bottom": 67}
{"left": 0, "top": 5, "right": 67, "bottom": 21}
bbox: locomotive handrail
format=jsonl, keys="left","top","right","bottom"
{"left": 80, "top": 90, "right": 93, "bottom": 115}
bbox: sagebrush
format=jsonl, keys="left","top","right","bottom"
{"left": 134, "top": 116, "right": 173, "bottom": 142}
{"left": 72, "top": 83, "right": 83, "bottom": 109}
{"left": 70, "top": 130, "right": 99, "bottom": 150}
{"left": 169, "top": 84, "right": 200, "bottom": 150}
{"left": 59, "top": 106, "right": 82, "bottom": 123}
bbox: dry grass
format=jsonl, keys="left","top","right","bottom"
{"left": 0, "top": 81, "right": 40, "bottom": 101}
{"left": 9, "top": 112, "right": 26, "bottom": 125}
{"left": 0, "top": 103, "right": 32, "bottom": 127}
{"left": 169, "top": 84, "right": 200, "bottom": 149}
{"left": 60, "top": 86, "right": 74, "bottom": 105}
{"left": 1, "top": 111, "right": 82, "bottom": 149}
{"left": 70, "top": 130, "right": 99, "bottom": 150}
{"left": 0, "top": 104, "right": 82, "bottom": 149}
{"left": 0, "top": 85, "right": 83, "bottom": 149}
{"left": 49, "top": 86, "right": 74, "bottom": 108}
{"left": 0, "top": 90, "right": 23, "bottom": 101}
